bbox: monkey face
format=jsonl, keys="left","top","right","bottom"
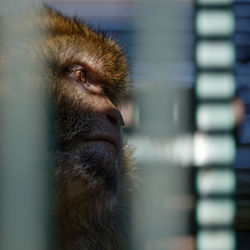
{"left": 54, "top": 71, "right": 125, "bottom": 194}
{"left": 42, "top": 10, "right": 129, "bottom": 198}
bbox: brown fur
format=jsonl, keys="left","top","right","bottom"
{"left": 43, "top": 7, "right": 132, "bottom": 250}
{"left": 1, "top": 6, "right": 133, "bottom": 250}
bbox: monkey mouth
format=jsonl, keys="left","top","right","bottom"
{"left": 82, "top": 134, "right": 121, "bottom": 152}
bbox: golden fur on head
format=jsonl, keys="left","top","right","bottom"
{"left": 40, "top": 6, "right": 130, "bottom": 105}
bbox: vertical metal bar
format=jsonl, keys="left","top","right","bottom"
{"left": 0, "top": 1, "right": 50, "bottom": 250}
{"left": 132, "top": 1, "right": 191, "bottom": 249}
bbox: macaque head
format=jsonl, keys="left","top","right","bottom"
{"left": 38, "top": 7, "right": 130, "bottom": 217}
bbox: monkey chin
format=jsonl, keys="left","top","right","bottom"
{"left": 56, "top": 139, "right": 122, "bottom": 199}
{"left": 79, "top": 140, "right": 121, "bottom": 193}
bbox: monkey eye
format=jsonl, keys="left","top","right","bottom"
{"left": 75, "top": 69, "right": 87, "bottom": 84}
{"left": 69, "top": 65, "right": 102, "bottom": 94}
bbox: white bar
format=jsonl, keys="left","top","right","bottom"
{"left": 197, "top": 230, "right": 235, "bottom": 250}
{"left": 196, "top": 73, "right": 235, "bottom": 99}
{"left": 197, "top": 0, "right": 233, "bottom": 5}
{"left": 196, "top": 10, "right": 234, "bottom": 36}
{"left": 196, "top": 41, "right": 235, "bottom": 68}
{"left": 193, "top": 134, "right": 235, "bottom": 166}
{"left": 197, "top": 199, "right": 235, "bottom": 226}
{"left": 197, "top": 169, "right": 236, "bottom": 195}
{"left": 196, "top": 104, "right": 235, "bottom": 131}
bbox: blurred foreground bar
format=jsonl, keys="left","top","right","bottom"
{"left": 0, "top": 1, "right": 50, "bottom": 250}
{"left": 131, "top": 1, "right": 192, "bottom": 250}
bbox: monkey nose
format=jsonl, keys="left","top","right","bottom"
{"left": 105, "top": 108, "right": 125, "bottom": 128}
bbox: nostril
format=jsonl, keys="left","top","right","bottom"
{"left": 106, "top": 109, "right": 124, "bottom": 127}
{"left": 106, "top": 113, "right": 117, "bottom": 126}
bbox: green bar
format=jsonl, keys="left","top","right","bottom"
{"left": 0, "top": 2, "right": 50, "bottom": 250}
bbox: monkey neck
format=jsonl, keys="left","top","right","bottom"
{"left": 57, "top": 182, "right": 118, "bottom": 227}
{"left": 56, "top": 183, "right": 126, "bottom": 250}
{"left": 59, "top": 228, "right": 123, "bottom": 250}
{"left": 55, "top": 148, "right": 132, "bottom": 249}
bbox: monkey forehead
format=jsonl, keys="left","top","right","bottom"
{"left": 43, "top": 37, "right": 104, "bottom": 70}
{"left": 46, "top": 35, "right": 119, "bottom": 68}
{"left": 41, "top": 7, "right": 128, "bottom": 77}
{"left": 42, "top": 34, "right": 128, "bottom": 88}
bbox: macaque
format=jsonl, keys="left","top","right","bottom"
{"left": 2, "top": 6, "right": 132, "bottom": 250}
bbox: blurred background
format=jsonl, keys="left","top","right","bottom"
{"left": 1, "top": 0, "right": 250, "bottom": 249}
